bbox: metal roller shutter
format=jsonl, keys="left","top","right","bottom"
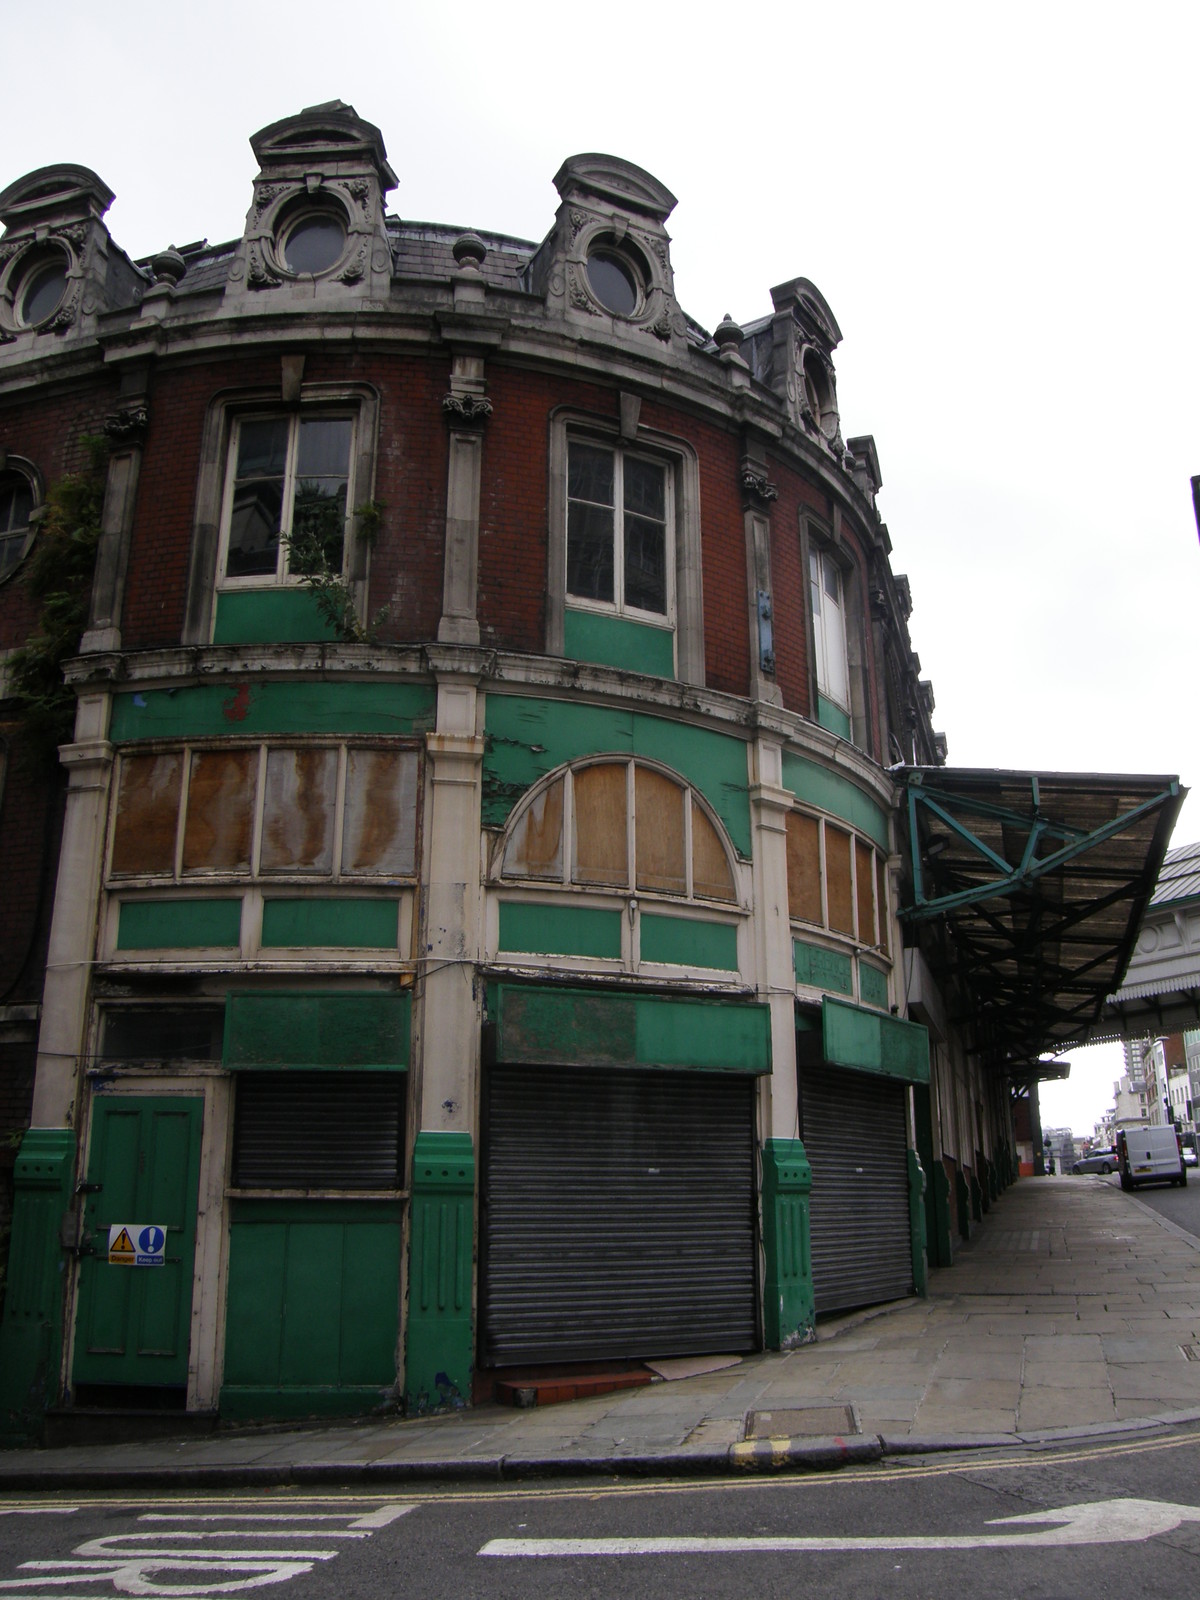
{"left": 801, "top": 1062, "right": 912, "bottom": 1315}
{"left": 482, "top": 1064, "right": 758, "bottom": 1365}
{"left": 232, "top": 1072, "right": 405, "bottom": 1189}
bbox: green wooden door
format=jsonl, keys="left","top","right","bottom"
{"left": 72, "top": 1097, "right": 203, "bottom": 1391}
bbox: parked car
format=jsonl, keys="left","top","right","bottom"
{"left": 1115, "top": 1126, "right": 1187, "bottom": 1189}
{"left": 1071, "top": 1148, "right": 1117, "bottom": 1174}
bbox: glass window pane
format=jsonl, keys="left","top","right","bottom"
{"left": 567, "top": 501, "right": 615, "bottom": 602}
{"left": 823, "top": 554, "right": 840, "bottom": 602}
{"left": 785, "top": 812, "right": 822, "bottom": 924}
{"left": 0, "top": 477, "right": 33, "bottom": 534}
{"left": 623, "top": 457, "right": 665, "bottom": 520}
{"left": 182, "top": 749, "right": 256, "bottom": 873}
{"left": 20, "top": 261, "right": 67, "bottom": 325}
{"left": 568, "top": 442, "right": 614, "bottom": 505}
{"left": 825, "top": 825, "right": 854, "bottom": 934}
{"left": 226, "top": 480, "right": 284, "bottom": 576}
{"left": 634, "top": 765, "right": 686, "bottom": 894}
{"left": 623, "top": 513, "right": 666, "bottom": 613}
{"left": 586, "top": 253, "right": 637, "bottom": 315}
{"left": 260, "top": 747, "right": 337, "bottom": 873}
{"left": 236, "top": 418, "right": 289, "bottom": 478}
{"left": 342, "top": 748, "right": 419, "bottom": 875}
{"left": 503, "top": 777, "right": 564, "bottom": 880}
{"left": 855, "top": 838, "right": 875, "bottom": 945}
{"left": 111, "top": 752, "right": 183, "bottom": 877}
{"left": 283, "top": 215, "right": 346, "bottom": 276}
{"left": 296, "top": 417, "right": 352, "bottom": 477}
{"left": 692, "top": 803, "right": 735, "bottom": 902}
{"left": 573, "top": 763, "right": 628, "bottom": 886}
{"left": 290, "top": 479, "right": 347, "bottom": 571}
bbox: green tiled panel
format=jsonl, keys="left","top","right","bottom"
{"left": 111, "top": 682, "right": 435, "bottom": 743}
{"left": 640, "top": 914, "right": 737, "bottom": 970}
{"left": 793, "top": 939, "right": 853, "bottom": 995}
{"left": 261, "top": 898, "right": 399, "bottom": 949}
{"left": 859, "top": 963, "right": 890, "bottom": 1010}
{"left": 821, "top": 995, "right": 930, "bottom": 1085}
{"left": 564, "top": 608, "right": 675, "bottom": 677}
{"left": 116, "top": 899, "right": 241, "bottom": 950}
{"left": 498, "top": 901, "right": 622, "bottom": 960}
{"left": 816, "top": 694, "right": 852, "bottom": 741}
{"left": 781, "top": 753, "right": 890, "bottom": 851}
{"left": 223, "top": 991, "right": 410, "bottom": 1071}
{"left": 212, "top": 588, "right": 338, "bottom": 645}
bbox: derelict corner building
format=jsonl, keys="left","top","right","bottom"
{"left": 0, "top": 101, "right": 1182, "bottom": 1434}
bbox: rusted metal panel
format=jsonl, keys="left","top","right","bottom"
{"left": 573, "top": 762, "right": 627, "bottom": 886}
{"left": 341, "top": 748, "right": 418, "bottom": 876}
{"left": 260, "top": 746, "right": 337, "bottom": 874}
{"left": 825, "top": 824, "right": 854, "bottom": 935}
{"left": 785, "top": 811, "right": 822, "bottom": 924}
{"left": 855, "top": 837, "right": 875, "bottom": 945}
{"left": 111, "top": 752, "right": 184, "bottom": 876}
{"left": 502, "top": 776, "right": 564, "bottom": 880}
{"left": 692, "top": 804, "right": 736, "bottom": 902}
{"left": 182, "top": 749, "right": 256, "bottom": 874}
{"left": 635, "top": 765, "right": 686, "bottom": 894}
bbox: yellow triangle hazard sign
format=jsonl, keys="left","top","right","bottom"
{"left": 110, "top": 1228, "right": 134, "bottom": 1254}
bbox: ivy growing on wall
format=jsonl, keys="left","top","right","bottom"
{"left": 7, "top": 435, "right": 108, "bottom": 767}
{"left": 284, "top": 498, "right": 389, "bottom": 644}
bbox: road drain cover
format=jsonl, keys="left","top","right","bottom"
{"left": 747, "top": 1405, "right": 858, "bottom": 1437}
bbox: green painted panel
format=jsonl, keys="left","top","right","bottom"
{"left": 859, "top": 963, "right": 890, "bottom": 1010}
{"left": 405, "top": 1133, "right": 475, "bottom": 1414}
{"left": 564, "top": 608, "right": 675, "bottom": 677}
{"left": 782, "top": 752, "right": 890, "bottom": 851}
{"left": 793, "top": 939, "right": 853, "bottom": 995}
{"left": 491, "top": 983, "right": 771, "bottom": 1074}
{"left": 223, "top": 1201, "right": 401, "bottom": 1405}
{"left": 117, "top": 899, "right": 241, "bottom": 950}
{"left": 760, "top": 1138, "right": 815, "bottom": 1349}
{"left": 483, "top": 693, "right": 751, "bottom": 856}
{"left": 640, "top": 914, "right": 737, "bottom": 971}
{"left": 821, "top": 995, "right": 930, "bottom": 1085}
{"left": 212, "top": 588, "right": 338, "bottom": 645}
{"left": 816, "top": 694, "right": 852, "bottom": 741}
{"left": 224, "top": 991, "right": 411, "bottom": 1071}
{"left": 0, "top": 1130, "right": 76, "bottom": 1442}
{"left": 110, "top": 682, "right": 435, "bottom": 743}
{"left": 498, "top": 901, "right": 621, "bottom": 960}
{"left": 261, "top": 898, "right": 399, "bottom": 949}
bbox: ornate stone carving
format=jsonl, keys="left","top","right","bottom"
{"left": 338, "top": 241, "right": 368, "bottom": 283}
{"left": 253, "top": 182, "right": 292, "bottom": 220}
{"left": 343, "top": 178, "right": 372, "bottom": 218}
{"left": 246, "top": 242, "right": 282, "bottom": 289}
{"left": 442, "top": 393, "right": 493, "bottom": 426}
{"left": 569, "top": 208, "right": 588, "bottom": 239}
{"left": 104, "top": 405, "right": 149, "bottom": 443}
{"left": 740, "top": 468, "right": 779, "bottom": 506}
{"left": 651, "top": 311, "right": 672, "bottom": 341}
{"left": 568, "top": 269, "right": 598, "bottom": 314}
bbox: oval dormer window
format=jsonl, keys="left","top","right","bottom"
{"left": 18, "top": 253, "right": 68, "bottom": 327}
{"left": 586, "top": 250, "right": 639, "bottom": 316}
{"left": 280, "top": 211, "right": 347, "bottom": 276}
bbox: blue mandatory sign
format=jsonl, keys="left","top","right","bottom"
{"left": 137, "top": 1225, "right": 166, "bottom": 1261}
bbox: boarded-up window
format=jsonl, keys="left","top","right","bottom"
{"left": 573, "top": 763, "right": 628, "bottom": 886}
{"left": 342, "top": 748, "right": 419, "bottom": 876}
{"left": 876, "top": 853, "right": 890, "bottom": 955}
{"left": 825, "top": 825, "right": 854, "bottom": 935}
{"left": 855, "top": 838, "right": 876, "bottom": 946}
{"left": 260, "top": 746, "right": 337, "bottom": 874}
{"left": 182, "top": 749, "right": 256, "bottom": 874}
{"left": 503, "top": 775, "right": 564, "bottom": 880}
{"left": 692, "top": 804, "right": 736, "bottom": 902}
{"left": 111, "top": 752, "right": 183, "bottom": 876}
{"left": 786, "top": 812, "right": 822, "bottom": 925}
{"left": 635, "top": 765, "right": 686, "bottom": 894}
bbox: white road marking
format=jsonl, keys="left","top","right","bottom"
{"left": 479, "top": 1497, "right": 1200, "bottom": 1557}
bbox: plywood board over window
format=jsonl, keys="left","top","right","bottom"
{"left": 824, "top": 825, "right": 854, "bottom": 936}
{"left": 635, "top": 765, "right": 686, "bottom": 894}
{"left": 502, "top": 776, "right": 564, "bottom": 880}
{"left": 574, "top": 763, "right": 628, "bottom": 886}
{"left": 342, "top": 748, "right": 419, "bottom": 876}
{"left": 111, "top": 752, "right": 184, "bottom": 876}
{"left": 786, "top": 807, "right": 889, "bottom": 954}
{"left": 785, "top": 811, "right": 822, "bottom": 925}
{"left": 855, "top": 838, "right": 876, "bottom": 946}
{"left": 692, "top": 806, "right": 735, "bottom": 902}
{"left": 261, "top": 747, "right": 337, "bottom": 873}
{"left": 183, "top": 749, "right": 256, "bottom": 874}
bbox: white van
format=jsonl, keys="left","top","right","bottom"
{"left": 1116, "top": 1126, "right": 1186, "bottom": 1190}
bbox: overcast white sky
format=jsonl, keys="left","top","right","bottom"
{"left": 5, "top": 1, "right": 1196, "bottom": 1134}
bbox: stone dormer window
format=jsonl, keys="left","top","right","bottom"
{"left": 227, "top": 101, "right": 397, "bottom": 302}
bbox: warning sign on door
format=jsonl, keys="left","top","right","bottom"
{"left": 108, "top": 1224, "right": 166, "bottom": 1266}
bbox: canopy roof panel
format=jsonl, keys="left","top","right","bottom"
{"left": 901, "top": 767, "right": 1183, "bottom": 1072}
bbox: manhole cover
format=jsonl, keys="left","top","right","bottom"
{"left": 747, "top": 1405, "right": 858, "bottom": 1438}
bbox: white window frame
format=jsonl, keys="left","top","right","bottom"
{"left": 564, "top": 439, "right": 674, "bottom": 626}
{"left": 809, "top": 544, "right": 850, "bottom": 712}
{"left": 215, "top": 409, "right": 358, "bottom": 589}
{"left": 0, "top": 457, "right": 41, "bottom": 585}
{"left": 547, "top": 411, "right": 705, "bottom": 687}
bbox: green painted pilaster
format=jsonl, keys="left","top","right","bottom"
{"left": 955, "top": 1168, "right": 971, "bottom": 1239}
{"left": 0, "top": 1130, "right": 75, "bottom": 1443}
{"left": 907, "top": 1150, "right": 928, "bottom": 1298}
{"left": 970, "top": 1170, "right": 983, "bottom": 1222}
{"left": 404, "top": 1132, "right": 475, "bottom": 1414}
{"left": 760, "top": 1139, "right": 815, "bottom": 1349}
{"left": 932, "top": 1161, "right": 953, "bottom": 1267}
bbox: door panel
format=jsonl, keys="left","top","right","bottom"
{"left": 73, "top": 1097, "right": 203, "bottom": 1390}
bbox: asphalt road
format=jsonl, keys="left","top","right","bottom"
{"left": 5, "top": 1427, "right": 1200, "bottom": 1600}
{"left": 1101, "top": 1167, "right": 1200, "bottom": 1238}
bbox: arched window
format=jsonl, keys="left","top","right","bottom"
{"left": 500, "top": 758, "right": 737, "bottom": 905}
{"left": 0, "top": 464, "right": 37, "bottom": 582}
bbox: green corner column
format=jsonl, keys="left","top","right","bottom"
{"left": 931, "top": 1159, "right": 953, "bottom": 1267}
{"left": 0, "top": 1130, "right": 75, "bottom": 1443}
{"left": 404, "top": 1131, "right": 475, "bottom": 1414}
{"left": 761, "top": 1139, "right": 815, "bottom": 1349}
{"left": 907, "top": 1149, "right": 928, "bottom": 1298}
{"left": 955, "top": 1169, "right": 972, "bottom": 1239}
